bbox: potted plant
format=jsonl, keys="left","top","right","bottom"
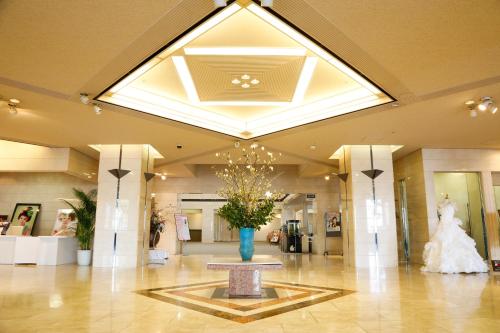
{"left": 63, "top": 188, "right": 97, "bottom": 266}
{"left": 215, "top": 143, "right": 279, "bottom": 261}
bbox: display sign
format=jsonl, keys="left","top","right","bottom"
{"left": 325, "top": 211, "right": 341, "bottom": 237}
{"left": 175, "top": 214, "right": 191, "bottom": 241}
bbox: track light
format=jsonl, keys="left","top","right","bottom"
{"left": 261, "top": 0, "right": 273, "bottom": 7}
{"left": 80, "top": 93, "right": 90, "bottom": 105}
{"left": 213, "top": 0, "right": 227, "bottom": 7}
{"left": 477, "top": 97, "right": 492, "bottom": 112}
{"left": 93, "top": 104, "right": 102, "bottom": 115}
{"left": 466, "top": 97, "right": 497, "bottom": 118}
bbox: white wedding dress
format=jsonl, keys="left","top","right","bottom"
{"left": 421, "top": 200, "right": 489, "bottom": 273}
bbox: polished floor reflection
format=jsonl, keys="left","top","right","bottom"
{"left": 0, "top": 255, "right": 499, "bottom": 332}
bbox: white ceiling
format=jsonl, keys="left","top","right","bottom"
{"left": 0, "top": 0, "right": 499, "bottom": 177}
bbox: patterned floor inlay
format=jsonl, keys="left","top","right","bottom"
{"left": 136, "top": 280, "right": 355, "bottom": 323}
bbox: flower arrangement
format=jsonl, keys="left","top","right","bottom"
{"left": 149, "top": 207, "right": 166, "bottom": 248}
{"left": 215, "top": 142, "right": 280, "bottom": 230}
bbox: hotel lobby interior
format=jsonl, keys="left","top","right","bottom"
{"left": 1, "top": 0, "right": 500, "bottom": 332}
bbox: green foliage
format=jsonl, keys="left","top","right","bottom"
{"left": 62, "top": 188, "right": 97, "bottom": 250}
{"left": 217, "top": 198, "right": 275, "bottom": 230}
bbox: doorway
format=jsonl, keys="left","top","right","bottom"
{"left": 433, "top": 172, "right": 488, "bottom": 259}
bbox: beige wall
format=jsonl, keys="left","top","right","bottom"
{"left": 152, "top": 165, "right": 341, "bottom": 255}
{"left": 0, "top": 172, "right": 96, "bottom": 236}
{"left": 393, "top": 150, "right": 429, "bottom": 264}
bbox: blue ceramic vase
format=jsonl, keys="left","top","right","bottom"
{"left": 239, "top": 228, "right": 255, "bottom": 261}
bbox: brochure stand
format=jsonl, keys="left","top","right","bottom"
{"left": 175, "top": 214, "right": 190, "bottom": 256}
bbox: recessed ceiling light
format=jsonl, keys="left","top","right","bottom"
{"left": 491, "top": 105, "right": 498, "bottom": 114}
{"left": 241, "top": 74, "right": 250, "bottom": 80}
{"left": 310, "top": 145, "right": 317, "bottom": 151}
{"left": 231, "top": 78, "right": 241, "bottom": 85}
{"left": 324, "top": 175, "right": 330, "bottom": 181}
{"left": 292, "top": 57, "right": 317, "bottom": 103}
{"left": 250, "top": 79, "right": 260, "bottom": 85}
{"left": 184, "top": 47, "right": 306, "bottom": 56}
{"left": 465, "top": 100, "right": 475, "bottom": 106}
{"left": 241, "top": 83, "right": 250, "bottom": 89}
{"left": 172, "top": 56, "right": 200, "bottom": 103}
{"left": 9, "top": 98, "right": 20, "bottom": 104}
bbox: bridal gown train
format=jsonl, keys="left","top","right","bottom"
{"left": 421, "top": 200, "right": 489, "bottom": 273}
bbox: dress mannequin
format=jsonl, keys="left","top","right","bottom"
{"left": 421, "top": 198, "right": 489, "bottom": 273}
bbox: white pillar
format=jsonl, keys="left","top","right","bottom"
{"left": 93, "top": 145, "right": 157, "bottom": 267}
{"left": 340, "top": 145, "right": 398, "bottom": 268}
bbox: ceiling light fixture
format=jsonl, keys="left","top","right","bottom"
{"left": 172, "top": 56, "right": 200, "bottom": 103}
{"left": 79, "top": 93, "right": 90, "bottom": 105}
{"left": 9, "top": 98, "right": 20, "bottom": 104}
{"left": 213, "top": 0, "right": 227, "bottom": 7}
{"left": 183, "top": 47, "right": 306, "bottom": 56}
{"left": 478, "top": 96, "right": 492, "bottom": 112}
{"left": 250, "top": 79, "right": 260, "bottom": 85}
{"left": 8, "top": 103, "right": 18, "bottom": 115}
{"left": 231, "top": 78, "right": 241, "bottom": 85}
{"left": 93, "top": 104, "right": 103, "bottom": 115}
{"left": 310, "top": 145, "right": 317, "bottom": 151}
{"left": 241, "top": 74, "right": 250, "bottom": 80}
{"left": 241, "top": 83, "right": 250, "bottom": 89}
{"left": 465, "top": 97, "right": 497, "bottom": 118}
{"left": 292, "top": 57, "right": 318, "bottom": 103}
{"left": 324, "top": 175, "right": 330, "bottom": 181}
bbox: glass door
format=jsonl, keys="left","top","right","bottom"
{"left": 398, "top": 179, "right": 411, "bottom": 262}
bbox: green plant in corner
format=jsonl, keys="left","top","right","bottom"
{"left": 62, "top": 188, "right": 97, "bottom": 250}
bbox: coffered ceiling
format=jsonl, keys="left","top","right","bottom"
{"left": 0, "top": 0, "right": 499, "bottom": 177}
{"left": 97, "top": 1, "right": 391, "bottom": 138}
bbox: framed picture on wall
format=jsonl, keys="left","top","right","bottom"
{"left": 51, "top": 209, "right": 78, "bottom": 237}
{"left": 325, "top": 211, "right": 341, "bottom": 237}
{"left": 0, "top": 215, "right": 9, "bottom": 235}
{"left": 9, "top": 203, "right": 41, "bottom": 236}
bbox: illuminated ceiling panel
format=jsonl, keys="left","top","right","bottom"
{"left": 97, "top": 0, "right": 393, "bottom": 139}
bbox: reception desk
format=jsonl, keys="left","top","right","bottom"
{"left": 0, "top": 236, "right": 77, "bottom": 265}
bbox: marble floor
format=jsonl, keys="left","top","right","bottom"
{"left": 0, "top": 255, "right": 499, "bottom": 333}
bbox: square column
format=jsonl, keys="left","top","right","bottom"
{"left": 93, "top": 145, "right": 157, "bottom": 267}
{"left": 339, "top": 145, "right": 398, "bottom": 268}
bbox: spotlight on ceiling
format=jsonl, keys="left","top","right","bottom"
{"left": 9, "top": 98, "right": 20, "bottom": 104}
{"left": 477, "top": 96, "right": 492, "bottom": 112}
{"left": 161, "top": 175, "right": 167, "bottom": 181}
{"left": 465, "top": 100, "right": 477, "bottom": 118}
{"left": 93, "top": 104, "right": 102, "bottom": 115}
{"left": 466, "top": 97, "right": 497, "bottom": 117}
{"left": 324, "top": 175, "right": 330, "bottom": 181}
{"left": 261, "top": 0, "right": 273, "bottom": 7}
{"left": 8, "top": 103, "right": 18, "bottom": 115}
{"left": 234, "top": 141, "right": 240, "bottom": 148}
{"left": 80, "top": 93, "right": 90, "bottom": 105}
{"left": 213, "top": 0, "right": 227, "bottom": 7}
